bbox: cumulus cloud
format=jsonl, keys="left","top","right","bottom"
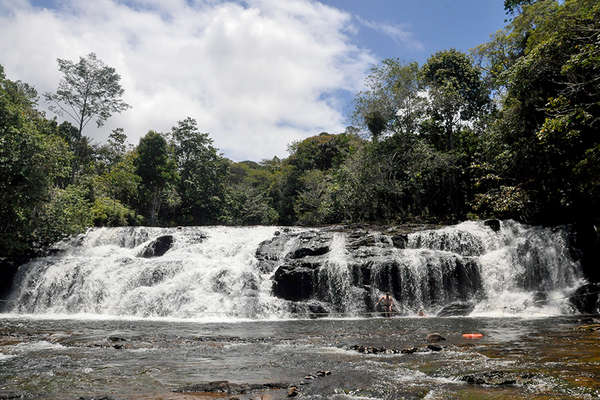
{"left": 355, "top": 16, "right": 423, "bottom": 50}
{"left": 0, "top": 0, "right": 378, "bottom": 160}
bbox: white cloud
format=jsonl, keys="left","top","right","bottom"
{"left": 0, "top": 0, "right": 377, "bottom": 160}
{"left": 355, "top": 16, "right": 423, "bottom": 50}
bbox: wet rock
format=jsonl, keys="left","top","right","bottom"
{"left": 532, "top": 291, "right": 548, "bottom": 306}
{"left": 460, "top": 370, "right": 537, "bottom": 386}
{"left": 436, "top": 302, "right": 475, "bottom": 317}
{"left": 426, "top": 333, "right": 446, "bottom": 343}
{"left": 139, "top": 235, "right": 174, "bottom": 258}
{"left": 272, "top": 261, "right": 320, "bottom": 301}
{"left": 316, "top": 370, "right": 331, "bottom": 376}
{"left": 569, "top": 283, "right": 600, "bottom": 314}
{"left": 256, "top": 234, "right": 292, "bottom": 273}
{"left": 427, "top": 344, "right": 443, "bottom": 351}
{"left": 173, "top": 381, "right": 287, "bottom": 395}
{"left": 349, "top": 344, "right": 401, "bottom": 354}
{"left": 288, "top": 231, "right": 331, "bottom": 258}
{"left": 347, "top": 233, "right": 391, "bottom": 250}
{"left": 484, "top": 219, "right": 501, "bottom": 232}
{"left": 108, "top": 336, "right": 126, "bottom": 342}
{"left": 576, "top": 324, "right": 600, "bottom": 332}
{"left": 112, "top": 344, "right": 123, "bottom": 349}
{"left": 390, "top": 234, "right": 408, "bottom": 249}
{"left": 0, "top": 391, "right": 31, "bottom": 399}
{"left": 77, "top": 397, "right": 121, "bottom": 400}
{"left": 401, "top": 347, "right": 418, "bottom": 354}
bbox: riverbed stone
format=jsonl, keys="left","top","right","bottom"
{"left": 460, "top": 370, "right": 537, "bottom": 386}
{"left": 139, "top": 235, "right": 174, "bottom": 258}
{"left": 436, "top": 302, "right": 475, "bottom": 317}
{"left": 173, "top": 381, "right": 287, "bottom": 395}
{"left": 426, "top": 333, "right": 446, "bottom": 343}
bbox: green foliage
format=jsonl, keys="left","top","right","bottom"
{"left": 169, "top": 117, "right": 229, "bottom": 225}
{"left": 353, "top": 60, "right": 425, "bottom": 138}
{"left": 135, "top": 131, "right": 176, "bottom": 225}
{"left": 35, "top": 185, "right": 92, "bottom": 248}
{"left": 44, "top": 53, "right": 130, "bottom": 136}
{"left": 0, "top": 67, "right": 74, "bottom": 256}
{"left": 420, "top": 49, "right": 490, "bottom": 151}
{"left": 91, "top": 197, "right": 139, "bottom": 227}
{"left": 294, "top": 170, "right": 334, "bottom": 225}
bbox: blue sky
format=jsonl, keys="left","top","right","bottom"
{"left": 1, "top": 0, "right": 508, "bottom": 160}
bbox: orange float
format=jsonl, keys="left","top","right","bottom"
{"left": 462, "top": 333, "right": 484, "bottom": 339}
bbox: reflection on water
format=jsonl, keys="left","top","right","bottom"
{"left": 0, "top": 315, "right": 599, "bottom": 399}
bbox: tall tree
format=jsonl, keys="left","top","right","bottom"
{"left": 170, "top": 117, "right": 228, "bottom": 224}
{"left": 44, "top": 53, "right": 130, "bottom": 137}
{"left": 135, "top": 131, "right": 175, "bottom": 225}
{"left": 420, "top": 49, "right": 490, "bottom": 151}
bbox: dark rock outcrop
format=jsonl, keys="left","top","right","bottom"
{"left": 569, "top": 283, "right": 600, "bottom": 314}
{"left": 569, "top": 221, "right": 600, "bottom": 283}
{"left": 390, "top": 234, "right": 408, "bottom": 248}
{"left": 460, "top": 371, "right": 537, "bottom": 386}
{"left": 272, "top": 261, "right": 320, "bottom": 301}
{"left": 436, "top": 302, "right": 475, "bottom": 317}
{"left": 289, "top": 231, "right": 331, "bottom": 259}
{"left": 256, "top": 233, "right": 294, "bottom": 273}
{"left": 484, "top": 219, "right": 501, "bottom": 232}
{"left": 173, "top": 381, "right": 287, "bottom": 394}
{"left": 139, "top": 235, "right": 174, "bottom": 258}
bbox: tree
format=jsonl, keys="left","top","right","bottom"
{"left": 353, "top": 60, "right": 426, "bottom": 139}
{"left": 44, "top": 53, "right": 130, "bottom": 137}
{"left": 420, "top": 49, "right": 490, "bottom": 151}
{"left": 170, "top": 117, "right": 229, "bottom": 224}
{"left": 135, "top": 131, "right": 176, "bottom": 225}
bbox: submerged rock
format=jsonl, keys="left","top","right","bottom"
{"left": 426, "top": 333, "right": 446, "bottom": 343}
{"left": 0, "top": 391, "right": 31, "bottom": 399}
{"left": 173, "top": 381, "right": 287, "bottom": 395}
{"left": 437, "top": 302, "right": 475, "bottom": 317}
{"left": 139, "top": 235, "right": 174, "bottom": 258}
{"left": 460, "top": 370, "right": 537, "bottom": 386}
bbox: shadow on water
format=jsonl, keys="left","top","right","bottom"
{"left": 0, "top": 315, "right": 599, "bottom": 399}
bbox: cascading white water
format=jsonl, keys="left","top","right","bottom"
{"left": 4, "top": 220, "right": 584, "bottom": 319}
{"left": 7, "top": 226, "right": 288, "bottom": 320}
{"left": 407, "top": 220, "right": 583, "bottom": 316}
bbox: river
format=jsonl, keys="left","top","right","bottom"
{"left": 0, "top": 222, "right": 598, "bottom": 399}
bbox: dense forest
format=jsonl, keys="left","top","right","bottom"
{"left": 1, "top": 0, "right": 599, "bottom": 260}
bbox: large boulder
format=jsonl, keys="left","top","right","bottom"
{"left": 569, "top": 283, "right": 600, "bottom": 314}
{"left": 272, "top": 260, "right": 321, "bottom": 301}
{"left": 437, "top": 302, "right": 475, "bottom": 317}
{"left": 139, "top": 235, "right": 174, "bottom": 258}
{"left": 255, "top": 233, "right": 294, "bottom": 273}
{"left": 288, "top": 231, "right": 331, "bottom": 259}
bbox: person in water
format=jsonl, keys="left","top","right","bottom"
{"left": 375, "top": 292, "right": 396, "bottom": 317}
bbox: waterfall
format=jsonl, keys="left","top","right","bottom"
{"left": 6, "top": 226, "right": 288, "bottom": 320}
{"left": 4, "top": 221, "right": 584, "bottom": 319}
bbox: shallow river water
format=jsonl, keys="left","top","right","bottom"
{"left": 1, "top": 315, "right": 599, "bottom": 400}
